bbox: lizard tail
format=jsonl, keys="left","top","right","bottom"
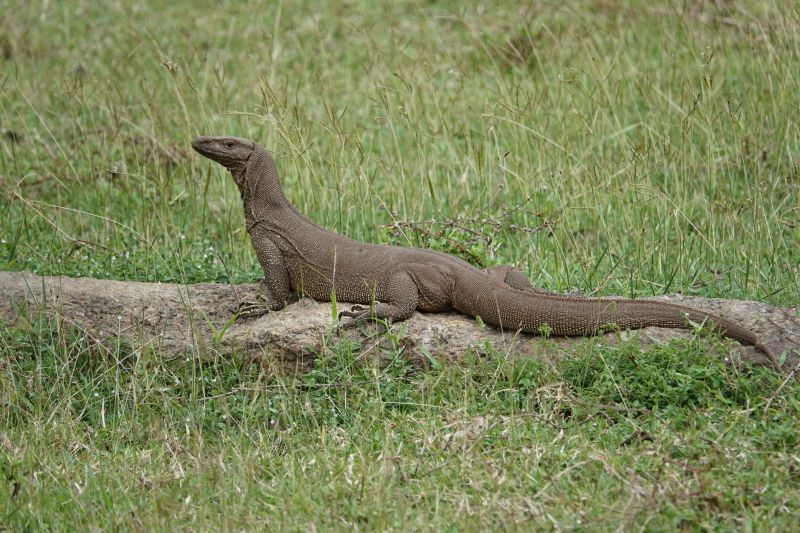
{"left": 455, "top": 284, "right": 781, "bottom": 369}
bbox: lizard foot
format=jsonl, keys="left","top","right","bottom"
{"left": 232, "top": 296, "right": 270, "bottom": 319}
{"left": 337, "top": 304, "right": 393, "bottom": 332}
{"left": 337, "top": 304, "right": 371, "bottom": 328}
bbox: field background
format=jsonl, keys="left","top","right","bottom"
{"left": 1, "top": 0, "right": 799, "bottom": 529}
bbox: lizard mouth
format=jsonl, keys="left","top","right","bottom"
{"left": 191, "top": 136, "right": 255, "bottom": 170}
{"left": 191, "top": 137, "right": 222, "bottom": 158}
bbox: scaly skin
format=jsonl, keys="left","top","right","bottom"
{"left": 192, "top": 135, "right": 782, "bottom": 369}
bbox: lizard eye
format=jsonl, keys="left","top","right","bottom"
{"left": 225, "top": 141, "right": 234, "bottom": 148}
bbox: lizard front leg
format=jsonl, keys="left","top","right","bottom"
{"left": 237, "top": 230, "right": 294, "bottom": 317}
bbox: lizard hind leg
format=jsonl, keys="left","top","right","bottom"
{"left": 338, "top": 271, "right": 419, "bottom": 327}
{"left": 484, "top": 265, "right": 553, "bottom": 295}
{"left": 484, "top": 265, "right": 586, "bottom": 298}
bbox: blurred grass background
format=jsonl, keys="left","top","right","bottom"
{"left": 1, "top": 0, "right": 797, "bottom": 302}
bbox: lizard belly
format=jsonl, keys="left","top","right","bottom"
{"left": 288, "top": 263, "right": 334, "bottom": 301}
{"left": 288, "top": 262, "right": 385, "bottom": 305}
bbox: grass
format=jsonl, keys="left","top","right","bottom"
{"left": 1, "top": 0, "right": 799, "bottom": 529}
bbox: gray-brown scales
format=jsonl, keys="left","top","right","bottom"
{"left": 191, "top": 135, "right": 783, "bottom": 370}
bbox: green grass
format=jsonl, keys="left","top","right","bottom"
{"left": 1, "top": 0, "right": 799, "bottom": 529}
{"left": 2, "top": 320, "right": 798, "bottom": 530}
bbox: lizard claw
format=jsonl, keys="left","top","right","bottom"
{"left": 338, "top": 304, "right": 369, "bottom": 320}
{"left": 233, "top": 295, "right": 270, "bottom": 319}
{"left": 337, "top": 305, "right": 370, "bottom": 329}
{"left": 337, "top": 304, "right": 393, "bottom": 333}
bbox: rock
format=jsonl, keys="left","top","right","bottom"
{"left": 0, "top": 271, "right": 797, "bottom": 372}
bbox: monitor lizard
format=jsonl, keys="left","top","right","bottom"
{"left": 192, "top": 135, "right": 782, "bottom": 369}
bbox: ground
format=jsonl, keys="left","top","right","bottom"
{"left": 1, "top": 0, "right": 799, "bottom": 529}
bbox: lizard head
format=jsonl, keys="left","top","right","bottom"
{"left": 192, "top": 135, "right": 287, "bottom": 207}
{"left": 191, "top": 136, "right": 256, "bottom": 174}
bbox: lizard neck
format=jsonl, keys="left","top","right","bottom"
{"left": 236, "top": 146, "right": 292, "bottom": 224}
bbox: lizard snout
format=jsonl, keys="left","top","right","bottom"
{"left": 191, "top": 136, "right": 212, "bottom": 153}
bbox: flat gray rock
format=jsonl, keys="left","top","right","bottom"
{"left": 1, "top": 271, "right": 797, "bottom": 372}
